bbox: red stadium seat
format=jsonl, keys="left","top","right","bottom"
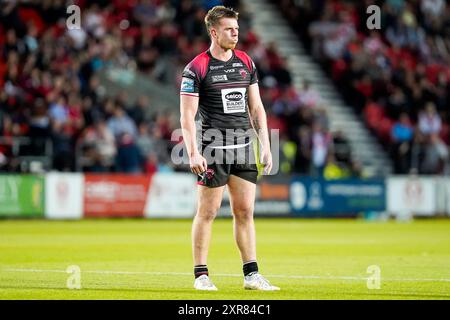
{"left": 364, "top": 102, "right": 384, "bottom": 130}
{"left": 377, "top": 117, "right": 394, "bottom": 144}
{"left": 18, "top": 8, "right": 45, "bottom": 34}
{"left": 440, "top": 123, "right": 450, "bottom": 145}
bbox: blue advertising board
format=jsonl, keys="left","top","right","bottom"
{"left": 290, "top": 177, "right": 386, "bottom": 216}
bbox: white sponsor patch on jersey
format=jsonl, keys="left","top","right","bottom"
{"left": 221, "top": 87, "right": 246, "bottom": 113}
{"left": 232, "top": 62, "right": 243, "bottom": 67}
{"left": 212, "top": 75, "right": 228, "bottom": 82}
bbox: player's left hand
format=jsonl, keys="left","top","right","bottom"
{"left": 261, "top": 148, "right": 272, "bottom": 174}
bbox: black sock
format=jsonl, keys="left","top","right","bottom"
{"left": 243, "top": 261, "right": 258, "bottom": 276}
{"left": 194, "top": 265, "right": 208, "bottom": 278}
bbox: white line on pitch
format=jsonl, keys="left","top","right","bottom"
{"left": 3, "top": 268, "right": 450, "bottom": 283}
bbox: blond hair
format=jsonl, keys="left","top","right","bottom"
{"left": 204, "top": 6, "right": 239, "bottom": 36}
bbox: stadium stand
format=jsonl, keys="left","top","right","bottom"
{"left": 0, "top": 0, "right": 361, "bottom": 178}
{"left": 275, "top": 0, "right": 450, "bottom": 175}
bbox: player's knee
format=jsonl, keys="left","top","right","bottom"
{"left": 232, "top": 205, "right": 254, "bottom": 223}
{"left": 196, "top": 207, "right": 219, "bottom": 222}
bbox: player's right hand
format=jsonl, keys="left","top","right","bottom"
{"left": 189, "top": 153, "right": 207, "bottom": 175}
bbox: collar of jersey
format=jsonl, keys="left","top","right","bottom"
{"left": 206, "top": 49, "right": 235, "bottom": 64}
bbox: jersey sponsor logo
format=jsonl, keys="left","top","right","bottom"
{"left": 225, "top": 92, "right": 243, "bottom": 101}
{"left": 224, "top": 68, "right": 236, "bottom": 73}
{"left": 232, "top": 62, "right": 243, "bottom": 67}
{"left": 221, "top": 87, "right": 246, "bottom": 114}
{"left": 212, "top": 75, "right": 228, "bottom": 82}
{"left": 184, "top": 68, "right": 196, "bottom": 78}
{"left": 180, "top": 77, "right": 195, "bottom": 93}
{"left": 239, "top": 68, "right": 248, "bottom": 80}
{"left": 210, "top": 65, "right": 224, "bottom": 70}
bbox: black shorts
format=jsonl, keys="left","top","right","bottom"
{"left": 197, "top": 140, "right": 259, "bottom": 188}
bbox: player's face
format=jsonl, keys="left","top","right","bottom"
{"left": 212, "top": 18, "right": 239, "bottom": 50}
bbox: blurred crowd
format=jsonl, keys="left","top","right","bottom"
{"left": 0, "top": 0, "right": 359, "bottom": 178}
{"left": 278, "top": 0, "right": 450, "bottom": 175}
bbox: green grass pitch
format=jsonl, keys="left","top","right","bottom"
{"left": 0, "top": 218, "right": 449, "bottom": 299}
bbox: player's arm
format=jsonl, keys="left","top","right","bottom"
{"left": 180, "top": 94, "right": 207, "bottom": 174}
{"left": 248, "top": 83, "right": 272, "bottom": 174}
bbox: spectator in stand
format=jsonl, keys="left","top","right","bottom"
{"left": 133, "top": 0, "right": 159, "bottom": 27}
{"left": 136, "top": 35, "right": 159, "bottom": 74}
{"left": 1, "top": 2, "right": 26, "bottom": 35}
{"left": 107, "top": 105, "right": 138, "bottom": 140}
{"left": 148, "top": 126, "right": 170, "bottom": 165}
{"left": 51, "top": 121, "right": 73, "bottom": 171}
{"left": 332, "top": 129, "right": 352, "bottom": 165}
{"left": 79, "top": 118, "right": 116, "bottom": 172}
{"left": 266, "top": 107, "right": 287, "bottom": 137}
{"left": 144, "top": 152, "right": 159, "bottom": 174}
{"left": 386, "top": 86, "right": 408, "bottom": 120}
{"left": 81, "top": 96, "right": 104, "bottom": 127}
{"left": 421, "top": 133, "right": 449, "bottom": 174}
{"left": 83, "top": 3, "right": 107, "bottom": 39}
{"left": 391, "top": 113, "right": 414, "bottom": 174}
{"left": 0, "top": 114, "right": 13, "bottom": 171}
{"left": 28, "top": 98, "right": 51, "bottom": 156}
{"left": 418, "top": 102, "right": 442, "bottom": 138}
{"left": 128, "top": 95, "right": 151, "bottom": 126}
{"left": 323, "top": 153, "right": 349, "bottom": 180}
{"left": 272, "top": 57, "right": 292, "bottom": 88}
{"left": 421, "top": 0, "right": 446, "bottom": 21}
{"left": 0, "top": 109, "right": 5, "bottom": 136}
{"left": 287, "top": 106, "right": 314, "bottom": 145}
{"left": 136, "top": 122, "right": 154, "bottom": 158}
{"left": 323, "top": 11, "right": 356, "bottom": 60}
{"left": 293, "top": 126, "right": 311, "bottom": 174}
{"left": 347, "top": 158, "right": 362, "bottom": 178}
{"left": 311, "top": 122, "right": 332, "bottom": 177}
{"left": 315, "top": 108, "right": 329, "bottom": 132}
{"left": 3, "top": 29, "right": 26, "bottom": 58}
{"left": 115, "top": 90, "right": 131, "bottom": 111}
{"left": 272, "top": 87, "right": 300, "bottom": 117}
{"left": 66, "top": 93, "right": 85, "bottom": 136}
{"left": 48, "top": 95, "right": 68, "bottom": 125}
{"left": 298, "top": 80, "right": 321, "bottom": 108}
{"left": 115, "top": 132, "right": 143, "bottom": 173}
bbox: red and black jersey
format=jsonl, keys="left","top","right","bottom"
{"left": 180, "top": 49, "right": 258, "bottom": 133}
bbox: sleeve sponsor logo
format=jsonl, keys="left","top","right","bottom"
{"left": 180, "top": 77, "right": 195, "bottom": 93}
{"left": 212, "top": 75, "right": 228, "bottom": 82}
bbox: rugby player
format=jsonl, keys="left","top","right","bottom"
{"left": 180, "top": 5, "right": 279, "bottom": 291}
